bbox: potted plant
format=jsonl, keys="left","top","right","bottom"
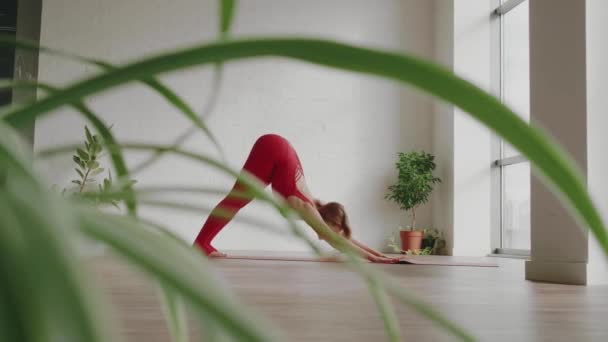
{"left": 385, "top": 151, "right": 441, "bottom": 252}
{"left": 387, "top": 227, "right": 446, "bottom": 255}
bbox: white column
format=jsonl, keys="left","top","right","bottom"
{"left": 525, "top": 0, "right": 589, "bottom": 285}
{"left": 452, "top": 0, "right": 494, "bottom": 256}
{"left": 431, "top": 0, "right": 455, "bottom": 255}
{"left": 432, "top": 0, "right": 494, "bottom": 257}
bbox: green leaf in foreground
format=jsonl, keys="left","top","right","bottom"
{"left": 0, "top": 35, "right": 224, "bottom": 160}
{"left": 0, "top": 124, "right": 116, "bottom": 342}
{"left": 130, "top": 64, "right": 225, "bottom": 174}
{"left": 105, "top": 143, "right": 475, "bottom": 341}
{"left": 78, "top": 209, "right": 278, "bottom": 342}
{"left": 1, "top": 38, "right": 603, "bottom": 259}
{"left": 219, "top": 0, "right": 237, "bottom": 38}
{"left": 158, "top": 284, "right": 188, "bottom": 342}
{"left": 38, "top": 140, "right": 474, "bottom": 340}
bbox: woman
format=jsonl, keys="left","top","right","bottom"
{"left": 194, "top": 134, "right": 400, "bottom": 263}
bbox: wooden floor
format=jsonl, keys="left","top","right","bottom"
{"left": 92, "top": 253, "right": 608, "bottom": 341}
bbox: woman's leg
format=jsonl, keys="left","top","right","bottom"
{"left": 193, "top": 181, "right": 255, "bottom": 255}
{"left": 193, "top": 135, "right": 281, "bottom": 255}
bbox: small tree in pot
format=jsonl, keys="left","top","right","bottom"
{"left": 385, "top": 151, "right": 441, "bottom": 252}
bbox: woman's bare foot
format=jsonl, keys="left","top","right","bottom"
{"left": 208, "top": 251, "right": 227, "bottom": 258}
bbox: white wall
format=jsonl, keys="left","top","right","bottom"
{"left": 432, "top": 0, "right": 493, "bottom": 256}
{"left": 34, "top": 0, "right": 437, "bottom": 252}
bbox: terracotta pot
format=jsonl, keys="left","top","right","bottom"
{"left": 400, "top": 230, "right": 423, "bottom": 251}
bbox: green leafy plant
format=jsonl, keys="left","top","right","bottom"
{"left": 72, "top": 126, "right": 105, "bottom": 193}
{"left": 1, "top": 0, "right": 607, "bottom": 341}
{"left": 405, "top": 247, "right": 433, "bottom": 256}
{"left": 58, "top": 125, "right": 135, "bottom": 209}
{"left": 421, "top": 228, "right": 445, "bottom": 255}
{"left": 385, "top": 151, "right": 441, "bottom": 230}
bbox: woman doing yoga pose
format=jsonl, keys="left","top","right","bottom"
{"left": 194, "top": 134, "right": 400, "bottom": 263}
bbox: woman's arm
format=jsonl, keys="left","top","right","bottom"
{"left": 286, "top": 196, "right": 399, "bottom": 263}
{"left": 351, "top": 239, "right": 392, "bottom": 258}
{"left": 351, "top": 239, "right": 394, "bottom": 259}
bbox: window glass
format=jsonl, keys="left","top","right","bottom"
{"left": 501, "top": 1, "right": 530, "bottom": 158}
{"left": 502, "top": 162, "right": 530, "bottom": 250}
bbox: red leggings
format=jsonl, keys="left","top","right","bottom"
{"left": 194, "top": 134, "right": 312, "bottom": 255}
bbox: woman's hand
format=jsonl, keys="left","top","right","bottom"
{"left": 368, "top": 255, "right": 401, "bottom": 264}
{"left": 352, "top": 239, "right": 399, "bottom": 260}
{"left": 379, "top": 253, "right": 398, "bottom": 259}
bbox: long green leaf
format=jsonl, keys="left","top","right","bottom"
{"left": 110, "top": 199, "right": 410, "bottom": 341}
{"left": 1, "top": 118, "right": 259, "bottom": 342}
{"left": 0, "top": 35, "right": 224, "bottom": 159}
{"left": 115, "top": 209, "right": 238, "bottom": 342}
{"left": 383, "top": 275, "right": 472, "bottom": 341}
{"left": 346, "top": 258, "right": 475, "bottom": 342}
{"left": 77, "top": 209, "right": 278, "bottom": 342}
{"left": 0, "top": 194, "right": 31, "bottom": 342}
{"left": 9, "top": 188, "right": 115, "bottom": 342}
{"left": 136, "top": 75, "right": 224, "bottom": 159}
{"left": 63, "top": 141, "right": 423, "bottom": 341}
{"left": 158, "top": 284, "right": 188, "bottom": 342}
{"left": 108, "top": 143, "right": 473, "bottom": 340}
{"left": 38, "top": 141, "right": 323, "bottom": 252}
{"left": 2, "top": 38, "right": 603, "bottom": 258}
{"left": 121, "top": 143, "right": 327, "bottom": 254}
{"left": 136, "top": 198, "right": 293, "bottom": 237}
{"left": 73, "top": 184, "right": 317, "bottom": 241}
{"left": 47, "top": 71, "right": 197, "bottom": 342}
{"left": 130, "top": 0, "right": 237, "bottom": 173}
{"left": 0, "top": 124, "right": 116, "bottom": 342}
{"left": 100, "top": 184, "right": 235, "bottom": 196}
{"left": 198, "top": 312, "right": 228, "bottom": 342}
{"left": 0, "top": 120, "right": 36, "bottom": 178}
{"left": 366, "top": 277, "right": 400, "bottom": 342}
{"left": 39, "top": 141, "right": 480, "bottom": 340}
{"left": 1, "top": 30, "right": 466, "bottom": 338}
{"left": 219, "top": 0, "right": 237, "bottom": 38}
{"left": 130, "top": 65, "right": 225, "bottom": 174}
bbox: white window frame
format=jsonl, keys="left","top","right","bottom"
{"left": 491, "top": 0, "right": 530, "bottom": 256}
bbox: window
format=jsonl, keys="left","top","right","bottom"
{"left": 0, "top": 0, "right": 17, "bottom": 107}
{"left": 492, "top": 0, "right": 530, "bottom": 254}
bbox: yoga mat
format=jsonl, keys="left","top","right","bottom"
{"left": 217, "top": 252, "right": 498, "bottom": 267}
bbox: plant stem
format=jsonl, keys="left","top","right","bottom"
{"left": 79, "top": 168, "right": 90, "bottom": 193}
{"left": 411, "top": 207, "right": 416, "bottom": 231}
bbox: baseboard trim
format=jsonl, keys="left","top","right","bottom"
{"left": 525, "top": 259, "right": 587, "bottom": 285}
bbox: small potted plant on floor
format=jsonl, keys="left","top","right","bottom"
{"left": 387, "top": 228, "right": 446, "bottom": 255}
{"left": 385, "top": 151, "right": 441, "bottom": 252}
